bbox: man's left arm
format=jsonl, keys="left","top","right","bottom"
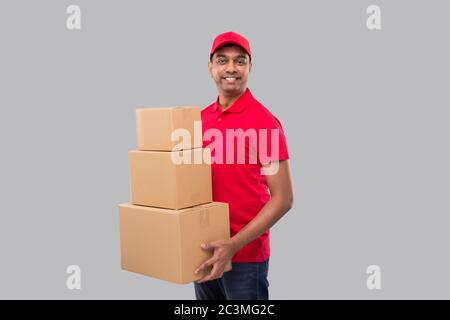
{"left": 195, "top": 160, "right": 294, "bottom": 283}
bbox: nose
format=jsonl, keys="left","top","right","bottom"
{"left": 224, "top": 60, "right": 238, "bottom": 74}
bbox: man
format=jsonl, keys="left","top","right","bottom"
{"left": 194, "top": 31, "right": 294, "bottom": 300}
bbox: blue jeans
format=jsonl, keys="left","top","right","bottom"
{"left": 194, "top": 259, "right": 269, "bottom": 300}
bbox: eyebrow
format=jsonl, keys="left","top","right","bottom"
{"left": 215, "top": 54, "right": 248, "bottom": 59}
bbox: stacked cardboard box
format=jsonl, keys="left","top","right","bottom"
{"left": 118, "top": 107, "right": 231, "bottom": 284}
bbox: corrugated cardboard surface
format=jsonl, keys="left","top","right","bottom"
{"left": 119, "top": 204, "right": 182, "bottom": 283}
{"left": 129, "top": 148, "right": 212, "bottom": 209}
{"left": 179, "top": 203, "right": 232, "bottom": 282}
{"left": 136, "top": 106, "right": 202, "bottom": 151}
{"left": 118, "top": 202, "right": 231, "bottom": 284}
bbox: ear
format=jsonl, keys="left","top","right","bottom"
{"left": 249, "top": 62, "right": 252, "bottom": 73}
{"left": 208, "top": 61, "right": 212, "bottom": 77}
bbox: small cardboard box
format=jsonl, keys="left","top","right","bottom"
{"left": 118, "top": 202, "right": 232, "bottom": 284}
{"left": 128, "top": 148, "right": 212, "bottom": 209}
{"left": 136, "top": 106, "right": 202, "bottom": 151}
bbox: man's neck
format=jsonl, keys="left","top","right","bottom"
{"left": 218, "top": 89, "right": 246, "bottom": 111}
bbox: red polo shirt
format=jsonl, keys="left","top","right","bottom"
{"left": 201, "top": 88, "right": 290, "bottom": 263}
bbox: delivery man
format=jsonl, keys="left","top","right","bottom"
{"left": 194, "top": 31, "right": 294, "bottom": 300}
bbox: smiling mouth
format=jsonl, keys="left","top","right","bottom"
{"left": 222, "top": 76, "right": 241, "bottom": 82}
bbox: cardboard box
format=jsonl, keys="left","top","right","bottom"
{"left": 129, "top": 148, "right": 212, "bottom": 209}
{"left": 118, "top": 202, "right": 232, "bottom": 284}
{"left": 136, "top": 106, "right": 202, "bottom": 151}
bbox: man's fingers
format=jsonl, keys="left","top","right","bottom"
{"left": 196, "top": 274, "right": 212, "bottom": 283}
{"left": 196, "top": 264, "right": 223, "bottom": 283}
{"left": 200, "top": 243, "right": 209, "bottom": 250}
{"left": 200, "top": 242, "right": 216, "bottom": 250}
{"left": 195, "top": 257, "right": 215, "bottom": 275}
{"left": 196, "top": 265, "right": 215, "bottom": 283}
{"left": 201, "top": 241, "right": 221, "bottom": 250}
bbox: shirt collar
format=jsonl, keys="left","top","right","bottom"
{"left": 213, "top": 88, "right": 254, "bottom": 113}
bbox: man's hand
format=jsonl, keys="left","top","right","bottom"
{"left": 194, "top": 239, "right": 237, "bottom": 283}
{"left": 194, "top": 160, "right": 293, "bottom": 284}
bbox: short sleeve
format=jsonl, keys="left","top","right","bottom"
{"left": 256, "top": 111, "right": 290, "bottom": 164}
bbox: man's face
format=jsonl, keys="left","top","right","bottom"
{"left": 208, "top": 45, "right": 252, "bottom": 95}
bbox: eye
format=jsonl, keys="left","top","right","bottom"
{"left": 236, "top": 58, "right": 247, "bottom": 65}
{"left": 217, "top": 58, "right": 226, "bottom": 65}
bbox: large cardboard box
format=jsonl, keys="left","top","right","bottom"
{"left": 136, "top": 106, "right": 202, "bottom": 151}
{"left": 129, "top": 148, "right": 212, "bottom": 209}
{"left": 118, "top": 202, "right": 232, "bottom": 284}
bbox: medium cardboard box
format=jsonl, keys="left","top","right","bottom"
{"left": 136, "top": 106, "right": 202, "bottom": 151}
{"left": 129, "top": 148, "right": 212, "bottom": 209}
{"left": 118, "top": 202, "right": 232, "bottom": 284}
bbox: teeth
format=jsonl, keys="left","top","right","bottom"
{"left": 225, "top": 77, "right": 237, "bottom": 81}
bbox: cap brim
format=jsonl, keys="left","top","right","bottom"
{"left": 210, "top": 41, "right": 251, "bottom": 58}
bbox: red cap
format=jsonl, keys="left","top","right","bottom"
{"left": 210, "top": 31, "right": 252, "bottom": 60}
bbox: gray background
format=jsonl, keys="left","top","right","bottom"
{"left": 0, "top": 0, "right": 449, "bottom": 299}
